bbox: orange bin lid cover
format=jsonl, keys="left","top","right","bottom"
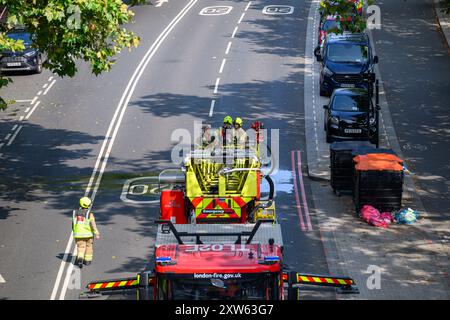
{"left": 354, "top": 154, "right": 404, "bottom": 171}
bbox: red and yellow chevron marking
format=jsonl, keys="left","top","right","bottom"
{"left": 190, "top": 196, "right": 251, "bottom": 219}
{"left": 88, "top": 278, "right": 138, "bottom": 291}
{"left": 296, "top": 274, "right": 353, "bottom": 286}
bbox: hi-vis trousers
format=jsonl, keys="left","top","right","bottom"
{"left": 75, "top": 238, "right": 94, "bottom": 262}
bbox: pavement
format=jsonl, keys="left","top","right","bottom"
{"left": 304, "top": 0, "right": 450, "bottom": 299}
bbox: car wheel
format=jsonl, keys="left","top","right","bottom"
{"left": 35, "top": 55, "right": 43, "bottom": 74}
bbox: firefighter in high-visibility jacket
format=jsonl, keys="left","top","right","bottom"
{"left": 72, "top": 197, "right": 100, "bottom": 268}
{"left": 233, "top": 117, "right": 248, "bottom": 148}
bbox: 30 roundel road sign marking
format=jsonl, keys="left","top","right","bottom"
{"left": 199, "top": 6, "right": 233, "bottom": 16}
{"left": 262, "top": 5, "right": 295, "bottom": 15}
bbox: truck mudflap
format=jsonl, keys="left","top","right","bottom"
{"left": 284, "top": 271, "right": 359, "bottom": 299}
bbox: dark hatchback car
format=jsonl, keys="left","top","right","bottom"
{"left": 315, "top": 33, "right": 378, "bottom": 97}
{"left": 324, "top": 88, "right": 378, "bottom": 145}
{"left": 0, "top": 29, "right": 42, "bottom": 74}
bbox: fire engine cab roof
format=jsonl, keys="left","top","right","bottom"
{"left": 155, "top": 244, "right": 282, "bottom": 274}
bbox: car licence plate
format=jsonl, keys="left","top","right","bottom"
{"left": 345, "top": 128, "right": 362, "bottom": 133}
{"left": 7, "top": 62, "right": 21, "bottom": 67}
{"left": 340, "top": 83, "right": 355, "bottom": 88}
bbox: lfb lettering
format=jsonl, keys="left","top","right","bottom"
{"left": 366, "top": 265, "right": 381, "bottom": 290}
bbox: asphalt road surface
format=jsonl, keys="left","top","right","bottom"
{"left": 0, "top": 0, "right": 448, "bottom": 300}
{"left": 0, "top": 0, "right": 334, "bottom": 300}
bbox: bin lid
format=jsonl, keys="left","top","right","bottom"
{"left": 354, "top": 154, "right": 403, "bottom": 171}
{"left": 354, "top": 153, "right": 403, "bottom": 164}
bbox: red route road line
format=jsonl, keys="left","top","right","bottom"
{"left": 297, "top": 151, "right": 313, "bottom": 231}
{"left": 291, "top": 151, "right": 306, "bottom": 231}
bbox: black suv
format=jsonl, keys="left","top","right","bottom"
{"left": 314, "top": 33, "right": 378, "bottom": 97}
{"left": 324, "top": 88, "right": 378, "bottom": 145}
{"left": 0, "top": 29, "right": 42, "bottom": 74}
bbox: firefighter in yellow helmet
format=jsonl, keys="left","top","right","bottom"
{"left": 215, "top": 116, "right": 234, "bottom": 148}
{"left": 233, "top": 117, "right": 248, "bottom": 148}
{"left": 72, "top": 197, "right": 100, "bottom": 268}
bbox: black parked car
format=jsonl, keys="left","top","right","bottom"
{"left": 0, "top": 29, "right": 42, "bottom": 74}
{"left": 314, "top": 33, "right": 378, "bottom": 97}
{"left": 324, "top": 88, "right": 378, "bottom": 145}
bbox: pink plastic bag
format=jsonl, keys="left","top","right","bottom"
{"left": 360, "top": 205, "right": 379, "bottom": 223}
{"left": 360, "top": 205, "right": 391, "bottom": 228}
{"left": 380, "top": 212, "right": 394, "bottom": 224}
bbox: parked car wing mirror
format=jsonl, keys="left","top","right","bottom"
{"left": 323, "top": 105, "right": 328, "bottom": 109}
{"left": 373, "top": 55, "right": 379, "bottom": 64}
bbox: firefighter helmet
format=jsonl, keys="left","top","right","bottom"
{"left": 79, "top": 197, "right": 92, "bottom": 209}
{"left": 223, "top": 116, "right": 233, "bottom": 125}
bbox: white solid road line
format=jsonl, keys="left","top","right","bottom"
{"left": 43, "top": 80, "right": 56, "bottom": 95}
{"left": 219, "top": 58, "right": 227, "bottom": 74}
{"left": 31, "top": 96, "right": 38, "bottom": 105}
{"left": 214, "top": 77, "right": 220, "bottom": 94}
{"left": 6, "top": 126, "right": 22, "bottom": 146}
{"left": 231, "top": 26, "right": 238, "bottom": 38}
{"left": 52, "top": 0, "right": 200, "bottom": 301}
{"left": 25, "top": 101, "right": 41, "bottom": 120}
{"left": 209, "top": 100, "right": 216, "bottom": 117}
{"left": 238, "top": 13, "right": 245, "bottom": 24}
{"left": 14, "top": 99, "right": 33, "bottom": 103}
{"left": 0, "top": 274, "right": 5, "bottom": 283}
{"left": 225, "top": 41, "right": 232, "bottom": 55}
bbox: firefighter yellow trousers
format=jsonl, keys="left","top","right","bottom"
{"left": 75, "top": 237, "right": 94, "bottom": 262}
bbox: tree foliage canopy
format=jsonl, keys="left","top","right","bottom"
{"left": 0, "top": 0, "right": 145, "bottom": 109}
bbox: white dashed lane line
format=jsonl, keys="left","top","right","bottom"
{"left": 6, "top": 126, "right": 22, "bottom": 146}
{"left": 209, "top": 100, "right": 216, "bottom": 117}
{"left": 219, "top": 58, "right": 227, "bottom": 74}
{"left": 245, "top": 1, "right": 252, "bottom": 11}
{"left": 238, "top": 13, "right": 245, "bottom": 24}
{"left": 25, "top": 101, "right": 41, "bottom": 120}
{"left": 214, "top": 78, "right": 221, "bottom": 94}
{"left": 43, "top": 79, "right": 56, "bottom": 95}
{"left": 231, "top": 26, "right": 238, "bottom": 38}
{"left": 2, "top": 76, "right": 56, "bottom": 149}
{"left": 225, "top": 41, "right": 232, "bottom": 55}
